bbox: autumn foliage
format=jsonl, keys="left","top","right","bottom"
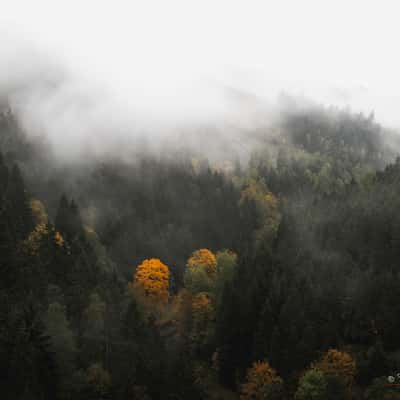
{"left": 23, "top": 223, "right": 49, "bottom": 255}
{"left": 133, "top": 258, "right": 170, "bottom": 304}
{"left": 190, "top": 293, "right": 215, "bottom": 349}
{"left": 192, "top": 292, "right": 212, "bottom": 312}
{"left": 54, "top": 231, "right": 65, "bottom": 247}
{"left": 187, "top": 249, "right": 217, "bottom": 275}
{"left": 312, "top": 349, "right": 356, "bottom": 391}
{"left": 30, "top": 199, "right": 48, "bottom": 225}
{"left": 240, "top": 361, "right": 282, "bottom": 400}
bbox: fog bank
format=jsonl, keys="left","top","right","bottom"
{"left": 1, "top": 1, "right": 400, "bottom": 161}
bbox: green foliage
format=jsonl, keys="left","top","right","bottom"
{"left": 55, "top": 195, "right": 83, "bottom": 240}
{"left": 295, "top": 369, "right": 327, "bottom": 400}
{"left": 184, "top": 266, "right": 215, "bottom": 294}
{"left": 83, "top": 292, "right": 106, "bottom": 337}
{"left": 45, "top": 302, "right": 76, "bottom": 371}
{"left": 190, "top": 293, "right": 216, "bottom": 356}
{"left": 2, "top": 304, "right": 57, "bottom": 399}
{"left": 2, "top": 103, "right": 400, "bottom": 399}
{"left": 240, "top": 179, "right": 281, "bottom": 250}
{"left": 44, "top": 302, "right": 76, "bottom": 398}
{"left": 214, "top": 250, "right": 237, "bottom": 304}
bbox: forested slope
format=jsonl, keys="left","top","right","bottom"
{"left": 1, "top": 102, "right": 400, "bottom": 399}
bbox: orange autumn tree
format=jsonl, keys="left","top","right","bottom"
{"left": 312, "top": 349, "right": 356, "bottom": 393}
{"left": 132, "top": 258, "right": 170, "bottom": 304}
{"left": 187, "top": 249, "right": 217, "bottom": 275}
{"left": 240, "top": 361, "right": 283, "bottom": 400}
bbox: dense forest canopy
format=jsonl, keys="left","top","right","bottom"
{"left": 2, "top": 98, "right": 400, "bottom": 399}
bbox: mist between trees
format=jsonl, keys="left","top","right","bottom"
{"left": 1, "top": 96, "right": 400, "bottom": 399}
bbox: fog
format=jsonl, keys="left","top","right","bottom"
{"left": 1, "top": 0, "right": 400, "bottom": 160}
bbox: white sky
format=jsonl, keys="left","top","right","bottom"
{"left": 1, "top": 0, "right": 400, "bottom": 130}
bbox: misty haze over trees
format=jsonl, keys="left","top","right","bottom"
{"left": 3, "top": 1, "right": 400, "bottom": 398}
{"left": 2, "top": 92, "right": 400, "bottom": 399}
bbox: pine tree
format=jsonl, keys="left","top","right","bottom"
{"left": 55, "top": 195, "right": 83, "bottom": 240}
{"left": 5, "top": 303, "right": 57, "bottom": 399}
{"left": 6, "top": 165, "right": 34, "bottom": 242}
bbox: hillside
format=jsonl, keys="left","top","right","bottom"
{"left": 1, "top": 101, "right": 400, "bottom": 399}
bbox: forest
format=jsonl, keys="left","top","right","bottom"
{"left": 2, "top": 100, "right": 400, "bottom": 399}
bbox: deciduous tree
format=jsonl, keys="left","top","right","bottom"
{"left": 187, "top": 249, "right": 217, "bottom": 275}
{"left": 240, "top": 361, "right": 282, "bottom": 400}
{"left": 312, "top": 349, "right": 356, "bottom": 395}
{"left": 132, "top": 258, "right": 170, "bottom": 304}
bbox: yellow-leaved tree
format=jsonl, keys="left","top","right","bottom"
{"left": 23, "top": 223, "right": 48, "bottom": 255}
{"left": 23, "top": 199, "right": 49, "bottom": 255}
{"left": 24, "top": 199, "right": 64, "bottom": 254}
{"left": 132, "top": 258, "right": 170, "bottom": 305}
{"left": 312, "top": 349, "right": 356, "bottom": 394}
{"left": 240, "top": 361, "right": 283, "bottom": 400}
{"left": 184, "top": 249, "right": 217, "bottom": 294}
{"left": 187, "top": 249, "right": 217, "bottom": 275}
